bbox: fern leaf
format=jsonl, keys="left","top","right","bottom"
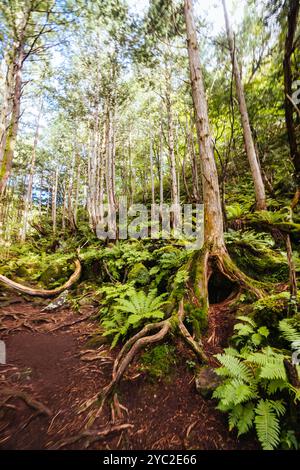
{"left": 254, "top": 400, "right": 281, "bottom": 450}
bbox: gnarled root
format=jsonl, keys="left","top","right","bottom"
{"left": 0, "top": 259, "right": 81, "bottom": 298}
{"left": 0, "top": 388, "right": 52, "bottom": 416}
{"left": 82, "top": 302, "right": 208, "bottom": 427}
{"left": 52, "top": 423, "right": 133, "bottom": 450}
{"left": 212, "top": 251, "right": 264, "bottom": 299}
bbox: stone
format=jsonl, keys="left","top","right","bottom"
{"left": 195, "top": 366, "right": 223, "bottom": 397}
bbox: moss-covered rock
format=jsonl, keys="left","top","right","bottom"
{"left": 251, "top": 292, "right": 300, "bottom": 329}
{"left": 128, "top": 262, "right": 150, "bottom": 286}
{"left": 140, "top": 344, "right": 176, "bottom": 381}
{"left": 39, "top": 262, "right": 70, "bottom": 287}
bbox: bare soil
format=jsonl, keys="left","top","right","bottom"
{"left": 0, "top": 293, "right": 257, "bottom": 450}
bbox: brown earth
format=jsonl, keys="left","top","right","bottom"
{"left": 0, "top": 292, "right": 257, "bottom": 450}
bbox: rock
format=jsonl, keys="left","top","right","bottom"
{"left": 195, "top": 366, "right": 223, "bottom": 397}
{"left": 41, "top": 290, "right": 69, "bottom": 312}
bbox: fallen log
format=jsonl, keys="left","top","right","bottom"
{"left": 0, "top": 259, "right": 81, "bottom": 298}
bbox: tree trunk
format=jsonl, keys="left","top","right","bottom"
{"left": 185, "top": 0, "right": 225, "bottom": 251}
{"left": 184, "top": 0, "right": 263, "bottom": 317}
{"left": 52, "top": 169, "right": 58, "bottom": 235}
{"left": 222, "top": 0, "right": 266, "bottom": 211}
{"left": 159, "top": 119, "right": 164, "bottom": 211}
{"left": 150, "top": 132, "right": 155, "bottom": 205}
{"left": 0, "top": 43, "right": 24, "bottom": 198}
{"left": 165, "top": 67, "right": 180, "bottom": 228}
{"left": 20, "top": 101, "right": 43, "bottom": 242}
{"left": 283, "top": 0, "right": 300, "bottom": 208}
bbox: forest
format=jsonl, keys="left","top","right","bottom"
{"left": 0, "top": 0, "right": 300, "bottom": 454}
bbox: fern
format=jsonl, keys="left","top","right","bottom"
{"left": 213, "top": 344, "right": 298, "bottom": 449}
{"left": 254, "top": 400, "right": 281, "bottom": 450}
{"left": 279, "top": 319, "right": 300, "bottom": 351}
{"left": 101, "top": 288, "right": 167, "bottom": 346}
{"left": 216, "top": 353, "right": 253, "bottom": 383}
{"left": 229, "top": 403, "right": 255, "bottom": 436}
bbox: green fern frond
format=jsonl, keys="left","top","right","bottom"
{"left": 216, "top": 353, "right": 253, "bottom": 382}
{"left": 254, "top": 400, "right": 281, "bottom": 450}
{"left": 229, "top": 403, "right": 255, "bottom": 436}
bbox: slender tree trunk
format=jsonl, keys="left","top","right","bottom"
{"left": 222, "top": 0, "right": 266, "bottom": 210}
{"left": 165, "top": 67, "right": 179, "bottom": 228}
{"left": 185, "top": 0, "right": 225, "bottom": 250}
{"left": 20, "top": 101, "right": 43, "bottom": 242}
{"left": 52, "top": 169, "right": 58, "bottom": 235}
{"left": 105, "top": 103, "right": 117, "bottom": 236}
{"left": 283, "top": 0, "right": 300, "bottom": 208}
{"left": 150, "top": 132, "right": 155, "bottom": 205}
{"left": 0, "top": 43, "right": 24, "bottom": 198}
{"left": 159, "top": 119, "right": 164, "bottom": 210}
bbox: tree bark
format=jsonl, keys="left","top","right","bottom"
{"left": 184, "top": 0, "right": 225, "bottom": 251}
{"left": 222, "top": 0, "right": 266, "bottom": 210}
{"left": 165, "top": 66, "right": 180, "bottom": 228}
{"left": 283, "top": 0, "right": 300, "bottom": 208}
{"left": 52, "top": 169, "right": 58, "bottom": 235}
{"left": 20, "top": 100, "right": 43, "bottom": 242}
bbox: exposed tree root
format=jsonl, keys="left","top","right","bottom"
{"left": 178, "top": 301, "right": 208, "bottom": 362}
{"left": 51, "top": 423, "right": 133, "bottom": 449}
{"left": 0, "top": 388, "right": 52, "bottom": 416}
{"left": 291, "top": 187, "right": 300, "bottom": 210}
{"left": 213, "top": 252, "right": 264, "bottom": 299}
{"left": 49, "top": 312, "right": 91, "bottom": 332}
{"left": 0, "top": 259, "right": 81, "bottom": 298}
{"left": 82, "top": 301, "right": 208, "bottom": 427}
{"left": 81, "top": 246, "right": 264, "bottom": 430}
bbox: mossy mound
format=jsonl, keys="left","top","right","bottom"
{"left": 140, "top": 344, "right": 177, "bottom": 381}
{"left": 39, "top": 261, "right": 71, "bottom": 288}
{"left": 251, "top": 292, "right": 300, "bottom": 330}
{"left": 128, "top": 262, "right": 150, "bottom": 286}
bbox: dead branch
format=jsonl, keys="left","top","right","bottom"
{"left": 0, "top": 259, "right": 81, "bottom": 298}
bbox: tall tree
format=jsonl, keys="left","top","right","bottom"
{"left": 283, "top": 0, "right": 300, "bottom": 208}
{"left": 184, "top": 0, "right": 262, "bottom": 316}
{"left": 222, "top": 0, "right": 267, "bottom": 210}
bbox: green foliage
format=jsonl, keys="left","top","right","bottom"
{"left": 279, "top": 317, "right": 300, "bottom": 352}
{"left": 232, "top": 315, "right": 269, "bottom": 349}
{"left": 213, "top": 316, "right": 300, "bottom": 450}
{"left": 0, "top": 247, "right": 74, "bottom": 288}
{"left": 140, "top": 344, "right": 177, "bottom": 381}
{"left": 226, "top": 203, "right": 248, "bottom": 221}
{"left": 252, "top": 292, "right": 299, "bottom": 330}
{"left": 225, "top": 229, "right": 274, "bottom": 251}
{"left": 225, "top": 229, "right": 288, "bottom": 283}
{"left": 128, "top": 262, "right": 150, "bottom": 286}
{"left": 101, "top": 288, "right": 167, "bottom": 347}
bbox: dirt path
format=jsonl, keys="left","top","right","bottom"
{"left": 0, "top": 295, "right": 256, "bottom": 450}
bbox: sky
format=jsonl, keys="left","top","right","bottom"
{"left": 127, "top": 0, "right": 245, "bottom": 34}
{"left": 22, "top": 0, "right": 247, "bottom": 136}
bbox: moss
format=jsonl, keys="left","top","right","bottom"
{"left": 39, "top": 261, "right": 70, "bottom": 287}
{"left": 85, "top": 333, "right": 108, "bottom": 348}
{"left": 184, "top": 302, "right": 207, "bottom": 338}
{"left": 140, "top": 344, "right": 177, "bottom": 381}
{"left": 251, "top": 292, "right": 300, "bottom": 329}
{"left": 128, "top": 262, "right": 150, "bottom": 286}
